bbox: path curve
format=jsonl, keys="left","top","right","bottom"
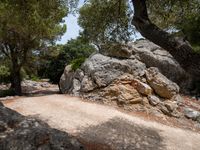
{"left": 3, "top": 94, "right": 200, "bottom": 150}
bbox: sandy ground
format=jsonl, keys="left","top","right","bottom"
{"left": 2, "top": 94, "right": 200, "bottom": 150}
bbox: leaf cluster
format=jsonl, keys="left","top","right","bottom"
{"left": 78, "top": 0, "right": 134, "bottom": 46}
{"left": 42, "top": 36, "right": 95, "bottom": 83}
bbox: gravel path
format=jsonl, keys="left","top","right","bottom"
{"left": 3, "top": 94, "right": 200, "bottom": 150}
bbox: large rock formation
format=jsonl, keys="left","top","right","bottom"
{"left": 0, "top": 102, "right": 84, "bottom": 150}
{"left": 59, "top": 39, "right": 192, "bottom": 117}
{"left": 60, "top": 53, "right": 146, "bottom": 95}
{"left": 129, "top": 40, "right": 191, "bottom": 89}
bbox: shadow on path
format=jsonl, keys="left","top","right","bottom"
{"left": 78, "top": 117, "right": 165, "bottom": 150}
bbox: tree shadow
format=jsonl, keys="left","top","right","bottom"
{"left": 0, "top": 102, "right": 84, "bottom": 150}
{"left": 78, "top": 117, "right": 166, "bottom": 150}
{"left": 0, "top": 89, "right": 16, "bottom": 98}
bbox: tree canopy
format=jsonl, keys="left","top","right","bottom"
{"left": 0, "top": 0, "right": 70, "bottom": 94}
{"left": 147, "top": 0, "right": 200, "bottom": 52}
{"left": 79, "top": 0, "right": 200, "bottom": 51}
{"left": 78, "top": 0, "right": 134, "bottom": 46}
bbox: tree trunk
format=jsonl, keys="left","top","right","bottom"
{"left": 10, "top": 68, "right": 22, "bottom": 96}
{"left": 10, "top": 53, "right": 22, "bottom": 96}
{"left": 131, "top": 0, "right": 200, "bottom": 80}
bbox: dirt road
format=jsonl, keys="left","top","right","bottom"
{"left": 2, "top": 94, "right": 200, "bottom": 150}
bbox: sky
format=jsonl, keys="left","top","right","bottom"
{"left": 57, "top": 0, "right": 84, "bottom": 44}
{"left": 57, "top": 14, "right": 81, "bottom": 44}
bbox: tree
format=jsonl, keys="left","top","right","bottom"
{"left": 131, "top": 0, "right": 200, "bottom": 80}
{"left": 146, "top": 0, "right": 200, "bottom": 53}
{"left": 78, "top": 0, "right": 134, "bottom": 47}
{"left": 177, "top": 15, "right": 200, "bottom": 53}
{"left": 0, "top": 0, "right": 69, "bottom": 95}
{"left": 44, "top": 36, "right": 95, "bottom": 84}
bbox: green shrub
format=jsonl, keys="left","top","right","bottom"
{"left": 20, "top": 67, "right": 29, "bottom": 80}
{"left": 0, "top": 65, "right": 10, "bottom": 83}
{"left": 71, "top": 57, "right": 86, "bottom": 71}
{"left": 193, "top": 45, "right": 200, "bottom": 53}
{"left": 44, "top": 37, "right": 95, "bottom": 84}
{"left": 30, "top": 75, "right": 41, "bottom": 81}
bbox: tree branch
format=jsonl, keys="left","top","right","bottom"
{"left": 0, "top": 43, "right": 11, "bottom": 58}
{"left": 131, "top": 0, "right": 200, "bottom": 79}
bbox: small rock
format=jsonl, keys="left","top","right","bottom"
{"left": 160, "top": 105, "right": 172, "bottom": 117}
{"left": 192, "top": 96, "right": 196, "bottom": 99}
{"left": 184, "top": 107, "right": 200, "bottom": 120}
{"left": 159, "top": 101, "right": 179, "bottom": 118}
{"left": 148, "top": 95, "right": 160, "bottom": 106}
{"left": 145, "top": 67, "right": 179, "bottom": 99}
{"left": 132, "top": 79, "right": 152, "bottom": 96}
{"left": 164, "top": 101, "right": 178, "bottom": 112}
{"left": 171, "top": 95, "right": 183, "bottom": 106}
{"left": 100, "top": 43, "right": 132, "bottom": 58}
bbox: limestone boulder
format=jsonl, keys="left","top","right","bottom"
{"left": 164, "top": 101, "right": 178, "bottom": 112}
{"left": 145, "top": 67, "right": 180, "bottom": 99}
{"left": 184, "top": 107, "right": 200, "bottom": 120}
{"left": 129, "top": 39, "right": 191, "bottom": 89}
{"left": 132, "top": 79, "right": 153, "bottom": 96}
{"left": 100, "top": 43, "right": 132, "bottom": 58}
{"left": 59, "top": 65, "right": 75, "bottom": 94}
{"left": 160, "top": 101, "right": 179, "bottom": 117}
{"left": 148, "top": 95, "right": 160, "bottom": 106}
{"left": 81, "top": 53, "right": 146, "bottom": 88}
{"left": 102, "top": 75, "right": 143, "bottom": 105}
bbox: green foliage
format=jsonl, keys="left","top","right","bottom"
{"left": 44, "top": 37, "right": 95, "bottom": 84}
{"left": 0, "top": 0, "right": 72, "bottom": 93}
{"left": 71, "top": 57, "right": 86, "bottom": 71}
{"left": 30, "top": 75, "right": 40, "bottom": 82}
{"left": 147, "top": 0, "right": 200, "bottom": 52}
{"left": 0, "top": 65, "right": 10, "bottom": 83}
{"left": 177, "top": 14, "right": 200, "bottom": 52}
{"left": 20, "top": 68, "right": 29, "bottom": 80}
{"left": 0, "top": 0, "right": 68, "bottom": 49}
{"left": 193, "top": 46, "right": 200, "bottom": 53}
{"left": 147, "top": 0, "right": 200, "bottom": 29}
{"left": 78, "top": 0, "right": 133, "bottom": 46}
